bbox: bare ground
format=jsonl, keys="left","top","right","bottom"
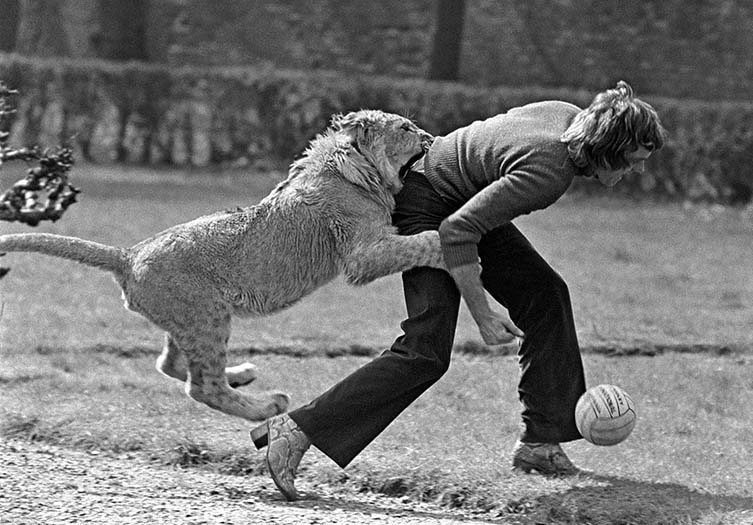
{"left": 0, "top": 439, "right": 506, "bottom": 525}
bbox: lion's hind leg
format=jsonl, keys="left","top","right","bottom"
{"left": 174, "top": 320, "right": 289, "bottom": 421}
{"left": 156, "top": 333, "right": 259, "bottom": 388}
{"left": 156, "top": 334, "right": 187, "bottom": 381}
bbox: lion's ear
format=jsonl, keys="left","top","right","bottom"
{"left": 351, "top": 125, "right": 372, "bottom": 152}
{"left": 330, "top": 112, "right": 347, "bottom": 130}
{"left": 332, "top": 112, "right": 370, "bottom": 150}
{"left": 337, "top": 123, "right": 360, "bottom": 149}
{"left": 331, "top": 111, "right": 362, "bottom": 132}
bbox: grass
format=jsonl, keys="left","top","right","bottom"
{"left": 2, "top": 350, "right": 753, "bottom": 522}
{"left": 1, "top": 164, "right": 753, "bottom": 523}
{"left": 1, "top": 164, "right": 751, "bottom": 352}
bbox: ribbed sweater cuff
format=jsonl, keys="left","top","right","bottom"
{"left": 442, "top": 243, "right": 480, "bottom": 269}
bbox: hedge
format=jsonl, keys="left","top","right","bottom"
{"left": 1, "top": 52, "right": 752, "bottom": 204}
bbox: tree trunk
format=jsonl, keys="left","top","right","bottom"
{"left": 14, "top": 0, "right": 70, "bottom": 57}
{"left": 427, "top": 0, "right": 467, "bottom": 81}
{"left": 0, "top": 0, "right": 21, "bottom": 51}
{"left": 92, "top": 0, "right": 147, "bottom": 60}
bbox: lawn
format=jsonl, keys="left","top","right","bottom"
{"left": 1, "top": 164, "right": 752, "bottom": 523}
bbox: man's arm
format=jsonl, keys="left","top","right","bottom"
{"left": 448, "top": 262, "right": 524, "bottom": 345}
{"left": 438, "top": 164, "right": 570, "bottom": 345}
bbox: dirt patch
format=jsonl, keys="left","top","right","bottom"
{"left": 0, "top": 439, "right": 504, "bottom": 524}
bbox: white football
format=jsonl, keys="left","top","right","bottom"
{"left": 575, "top": 384, "right": 636, "bottom": 446}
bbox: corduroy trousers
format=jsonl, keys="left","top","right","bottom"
{"left": 289, "top": 171, "right": 585, "bottom": 468}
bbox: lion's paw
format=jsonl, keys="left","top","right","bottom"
{"left": 267, "top": 391, "right": 291, "bottom": 416}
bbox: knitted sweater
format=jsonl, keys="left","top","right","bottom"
{"left": 423, "top": 100, "right": 587, "bottom": 269}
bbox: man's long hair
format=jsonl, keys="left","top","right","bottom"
{"left": 561, "top": 81, "right": 667, "bottom": 171}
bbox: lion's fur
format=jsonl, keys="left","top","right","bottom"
{"left": 0, "top": 109, "right": 444, "bottom": 422}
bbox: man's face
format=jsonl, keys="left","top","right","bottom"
{"left": 594, "top": 146, "right": 653, "bottom": 187}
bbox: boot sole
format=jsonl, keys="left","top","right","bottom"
{"left": 266, "top": 454, "right": 299, "bottom": 501}
{"left": 512, "top": 457, "right": 579, "bottom": 476}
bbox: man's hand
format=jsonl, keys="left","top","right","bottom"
{"left": 448, "top": 262, "right": 524, "bottom": 346}
{"left": 475, "top": 309, "right": 524, "bottom": 346}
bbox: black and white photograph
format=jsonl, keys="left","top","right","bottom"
{"left": 1, "top": 1, "right": 752, "bottom": 523}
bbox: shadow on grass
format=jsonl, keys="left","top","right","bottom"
{"left": 34, "top": 344, "right": 156, "bottom": 358}
{"left": 243, "top": 470, "right": 753, "bottom": 524}
{"left": 32, "top": 341, "right": 751, "bottom": 360}
{"left": 0, "top": 372, "right": 49, "bottom": 385}
{"left": 516, "top": 473, "right": 753, "bottom": 524}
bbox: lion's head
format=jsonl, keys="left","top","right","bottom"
{"left": 286, "top": 110, "right": 433, "bottom": 203}
{"left": 331, "top": 110, "right": 433, "bottom": 194}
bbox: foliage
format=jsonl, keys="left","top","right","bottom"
{"left": 0, "top": 81, "right": 79, "bottom": 226}
{"left": 0, "top": 80, "right": 79, "bottom": 280}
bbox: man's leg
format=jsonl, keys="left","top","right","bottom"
{"left": 289, "top": 266, "right": 460, "bottom": 467}
{"left": 259, "top": 170, "right": 459, "bottom": 499}
{"left": 478, "top": 224, "right": 585, "bottom": 444}
{"left": 289, "top": 171, "right": 460, "bottom": 468}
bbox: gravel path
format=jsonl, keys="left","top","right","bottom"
{"left": 0, "top": 439, "right": 502, "bottom": 524}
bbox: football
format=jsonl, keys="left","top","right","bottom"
{"left": 575, "top": 384, "right": 636, "bottom": 446}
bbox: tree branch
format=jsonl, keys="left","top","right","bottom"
{"left": 0, "top": 81, "right": 80, "bottom": 227}
{"left": 0, "top": 81, "right": 80, "bottom": 279}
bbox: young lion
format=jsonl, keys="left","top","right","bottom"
{"left": 0, "top": 110, "right": 444, "bottom": 422}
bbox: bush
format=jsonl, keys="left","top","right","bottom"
{"left": 1, "top": 52, "right": 751, "bottom": 203}
{"left": 646, "top": 97, "right": 753, "bottom": 204}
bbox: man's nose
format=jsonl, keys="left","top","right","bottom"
{"left": 632, "top": 160, "right": 646, "bottom": 173}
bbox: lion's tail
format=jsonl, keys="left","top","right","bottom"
{"left": 0, "top": 233, "right": 128, "bottom": 276}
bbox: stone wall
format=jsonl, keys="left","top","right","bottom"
{"left": 20, "top": 0, "right": 752, "bottom": 102}
{"left": 148, "top": 0, "right": 752, "bottom": 101}
{"left": 461, "top": 0, "right": 753, "bottom": 101}
{"left": 150, "top": 0, "right": 434, "bottom": 76}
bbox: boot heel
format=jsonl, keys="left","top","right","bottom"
{"left": 250, "top": 423, "right": 269, "bottom": 449}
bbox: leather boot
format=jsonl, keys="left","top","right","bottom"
{"left": 264, "top": 414, "right": 311, "bottom": 500}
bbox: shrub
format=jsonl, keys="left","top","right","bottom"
{"left": 1, "top": 52, "right": 751, "bottom": 203}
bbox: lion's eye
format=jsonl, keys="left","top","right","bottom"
{"left": 400, "top": 123, "right": 413, "bottom": 131}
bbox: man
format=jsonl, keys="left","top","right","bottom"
{"left": 252, "top": 81, "right": 667, "bottom": 500}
